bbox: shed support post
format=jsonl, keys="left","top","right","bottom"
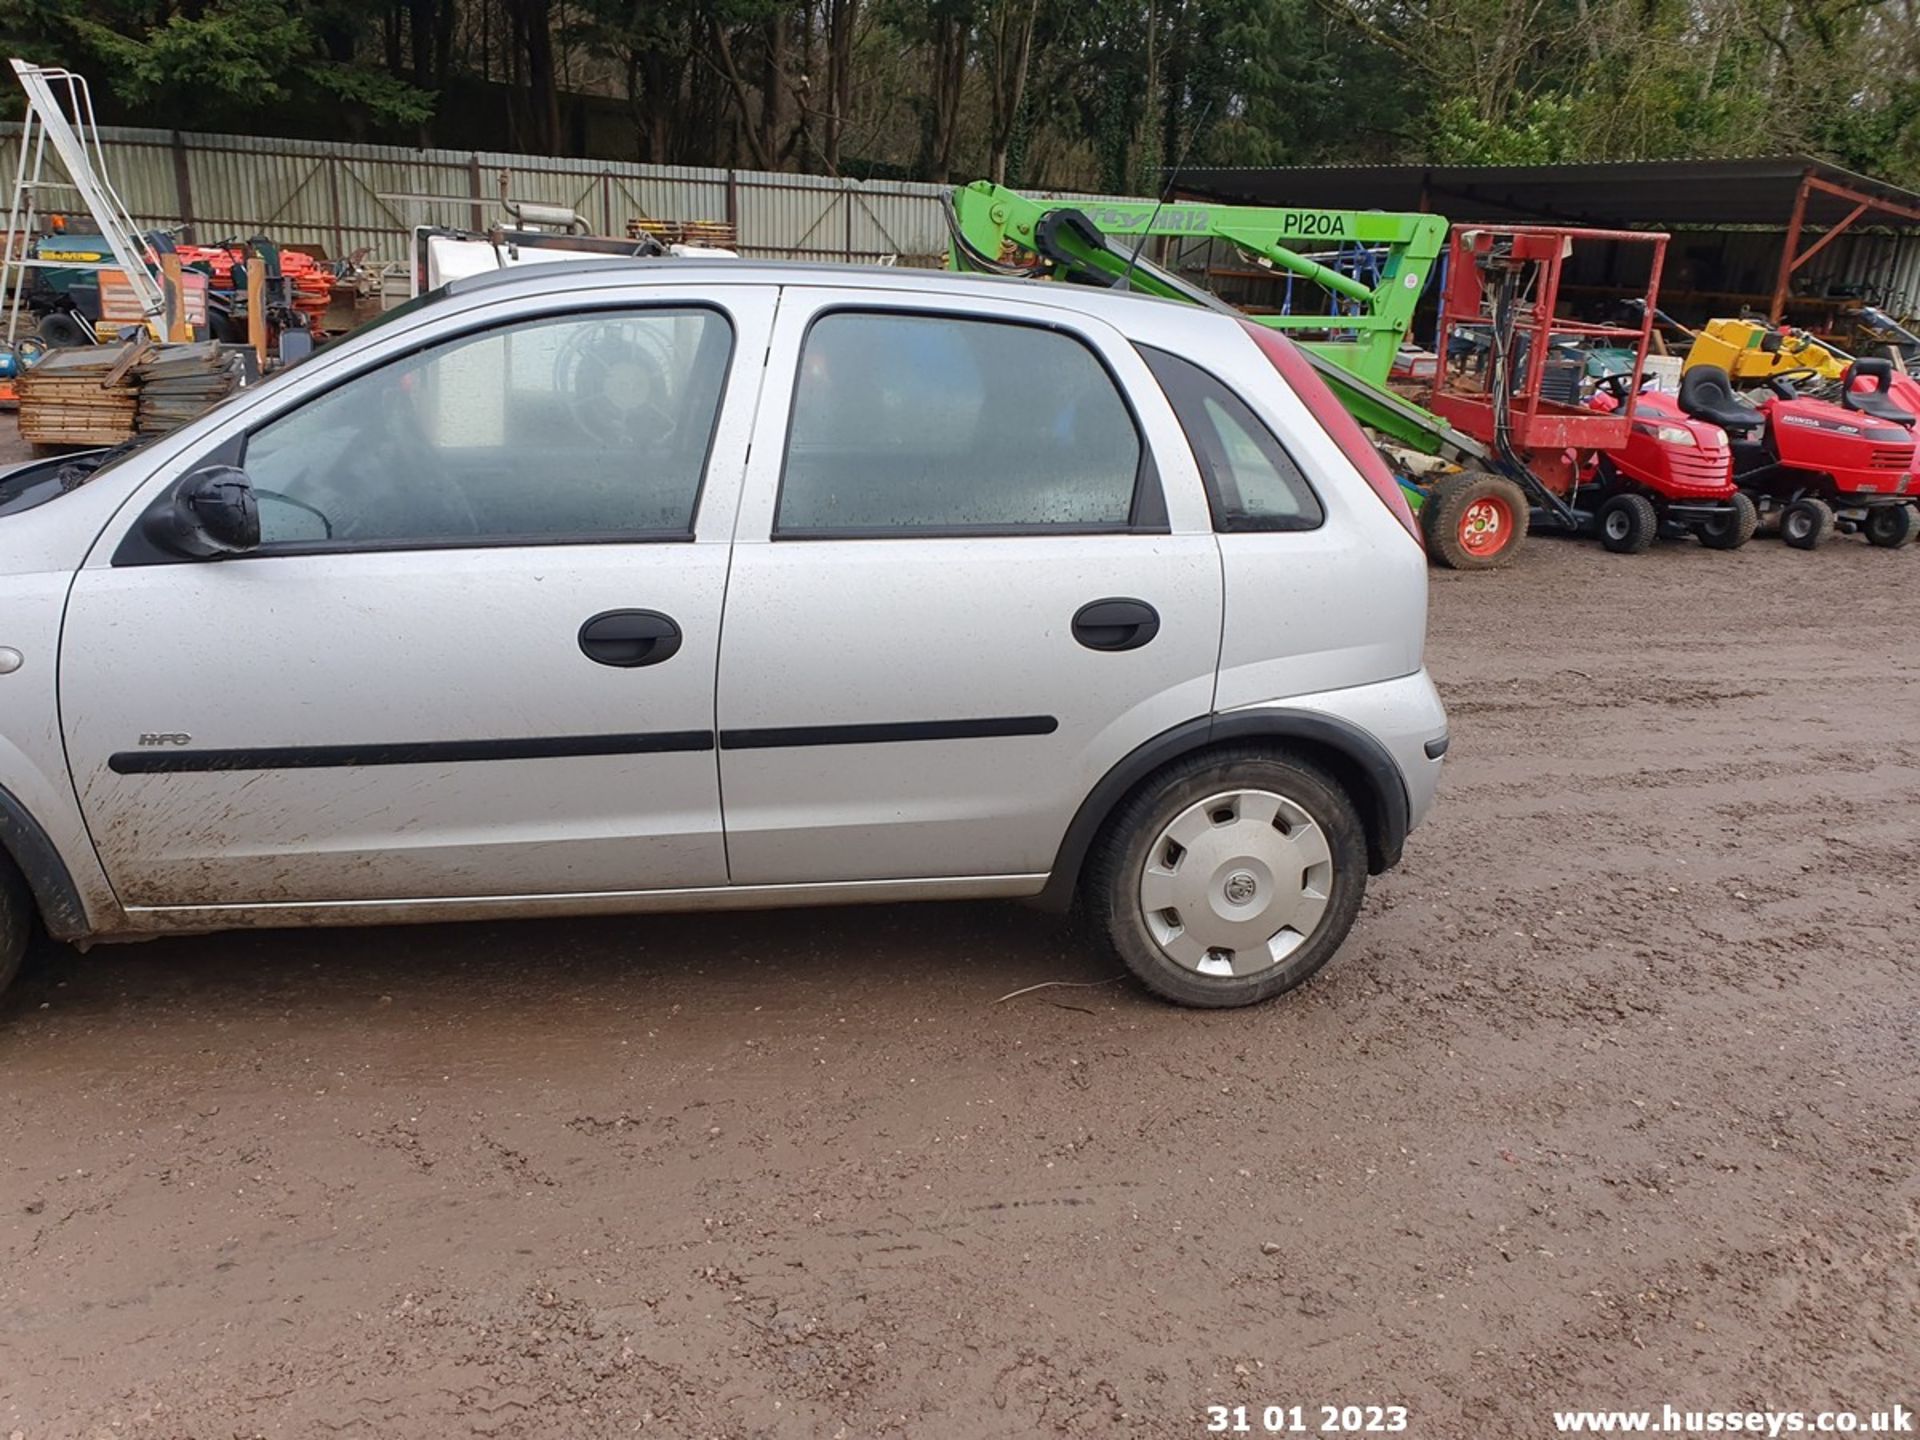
{"left": 468, "top": 155, "right": 486, "bottom": 231}
{"left": 170, "top": 131, "right": 196, "bottom": 243}
{"left": 326, "top": 155, "right": 345, "bottom": 260}
{"left": 1785, "top": 198, "right": 1869, "bottom": 276}
{"left": 1771, "top": 174, "right": 1812, "bottom": 323}
{"left": 1766, "top": 176, "right": 1812, "bottom": 322}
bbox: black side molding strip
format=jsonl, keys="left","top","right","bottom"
{"left": 109, "top": 730, "right": 716, "bottom": 774}
{"left": 720, "top": 716, "right": 1058, "bottom": 750}
{"left": 0, "top": 782, "right": 90, "bottom": 939}
{"left": 106, "top": 716, "right": 1060, "bottom": 774}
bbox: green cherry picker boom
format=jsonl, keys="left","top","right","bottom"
{"left": 945, "top": 181, "right": 1675, "bottom": 569}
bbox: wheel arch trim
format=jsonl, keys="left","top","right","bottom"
{"left": 1033, "top": 708, "right": 1412, "bottom": 912}
{"left": 0, "top": 782, "right": 90, "bottom": 939}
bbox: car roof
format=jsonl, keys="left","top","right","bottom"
{"left": 441, "top": 256, "right": 1206, "bottom": 323}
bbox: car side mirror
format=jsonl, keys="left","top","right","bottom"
{"left": 143, "top": 465, "right": 261, "bottom": 558}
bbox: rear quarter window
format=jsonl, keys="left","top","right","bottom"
{"left": 1137, "top": 345, "right": 1324, "bottom": 532}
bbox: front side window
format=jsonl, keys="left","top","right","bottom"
{"left": 242, "top": 308, "right": 732, "bottom": 547}
{"left": 1140, "top": 346, "right": 1323, "bottom": 532}
{"left": 777, "top": 311, "right": 1147, "bottom": 534}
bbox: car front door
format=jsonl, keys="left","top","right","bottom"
{"left": 714, "top": 287, "right": 1224, "bottom": 887}
{"left": 58, "top": 285, "right": 774, "bottom": 914}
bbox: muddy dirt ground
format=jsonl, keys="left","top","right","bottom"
{"left": 3, "top": 467, "right": 1917, "bottom": 1437}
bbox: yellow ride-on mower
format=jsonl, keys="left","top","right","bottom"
{"left": 1683, "top": 317, "right": 1850, "bottom": 384}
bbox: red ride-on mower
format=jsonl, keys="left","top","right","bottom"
{"left": 1677, "top": 360, "right": 1920, "bottom": 550}
{"left": 1583, "top": 373, "right": 1757, "bottom": 552}
{"left": 1426, "top": 224, "right": 1744, "bottom": 558}
{"left": 1842, "top": 360, "right": 1920, "bottom": 547}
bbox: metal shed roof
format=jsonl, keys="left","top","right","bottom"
{"left": 1174, "top": 156, "right": 1920, "bottom": 230}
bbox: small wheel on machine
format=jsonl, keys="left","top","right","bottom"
{"left": 1423, "top": 469, "right": 1530, "bottom": 570}
{"left": 1781, "top": 496, "right": 1836, "bottom": 550}
{"left": 1086, "top": 748, "right": 1369, "bottom": 1008}
{"left": 1863, "top": 503, "right": 1919, "bottom": 549}
{"left": 34, "top": 311, "right": 88, "bottom": 348}
{"left": 1597, "top": 493, "right": 1659, "bottom": 553}
{"left": 1696, "top": 491, "right": 1759, "bottom": 550}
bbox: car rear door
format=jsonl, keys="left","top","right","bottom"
{"left": 714, "top": 286, "right": 1223, "bottom": 887}
{"left": 58, "top": 284, "right": 774, "bottom": 913}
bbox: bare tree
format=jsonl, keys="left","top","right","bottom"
{"left": 984, "top": 0, "right": 1041, "bottom": 182}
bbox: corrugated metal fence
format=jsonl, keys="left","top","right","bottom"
{"left": 0, "top": 123, "right": 1044, "bottom": 269}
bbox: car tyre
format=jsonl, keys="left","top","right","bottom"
{"left": 0, "top": 854, "right": 31, "bottom": 1004}
{"left": 1863, "top": 503, "right": 1918, "bottom": 549}
{"left": 1598, "top": 493, "right": 1659, "bottom": 554}
{"left": 1696, "top": 491, "right": 1758, "bottom": 550}
{"left": 1086, "top": 748, "right": 1369, "bottom": 1008}
{"left": 1781, "top": 496, "right": 1836, "bottom": 549}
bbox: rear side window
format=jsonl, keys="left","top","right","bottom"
{"left": 1139, "top": 346, "right": 1323, "bottom": 532}
{"left": 777, "top": 311, "right": 1153, "bottom": 535}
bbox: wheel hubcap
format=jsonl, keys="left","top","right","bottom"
{"left": 1605, "top": 509, "right": 1631, "bottom": 540}
{"left": 1138, "top": 789, "right": 1335, "bottom": 978}
{"left": 1460, "top": 497, "right": 1510, "bottom": 556}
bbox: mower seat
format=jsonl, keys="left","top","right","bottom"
{"left": 1678, "top": 364, "right": 1765, "bottom": 438}
{"left": 1840, "top": 361, "right": 1915, "bottom": 426}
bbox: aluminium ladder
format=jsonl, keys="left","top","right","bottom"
{"left": 3, "top": 57, "right": 165, "bottom": 347}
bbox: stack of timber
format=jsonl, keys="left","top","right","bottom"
{"left": 16, "top": 338, "right": 248, "bottom": 449}
{"left": 134, "top": 342, "right": 245, "bottom": 433}
{"left": 15, "top": 343, "right": 139, "bottom": 447}
{"left": 627, "top": 218, "right": 738, "bottom": 248}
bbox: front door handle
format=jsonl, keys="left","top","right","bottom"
{"left": 1072, "top": 597, "right": 1160, "bottom": 652}
{"left": 579, "top": 609, "right": 683, "bottom": 667}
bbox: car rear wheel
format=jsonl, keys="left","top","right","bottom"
{"left": 1863, "top": 503, "right": 1918, "bottom": 549}
{"left": 1087, "top": 749, "right": 1368, "bottom": 1008}
{"left": 1696, "top": 491, "right": 1758, "bottom": 550}
{"left": 1781, "top": 496, "right": 1836, "bottom": 549}
{"left": 1598, "top": 493, "right": 1659, "bottom": 554}
{"left": 0, "top": 855, "right": 31, "bottom": 1005}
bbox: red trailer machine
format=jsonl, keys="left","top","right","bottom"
{"left": 1428, "top": 226, "right": 1752, "bottom": 554}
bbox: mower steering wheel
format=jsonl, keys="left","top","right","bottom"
{"left": 1594, "top": 371, "right": 1650, "bottom": 402}
{"left": 1767, "top": 366, "right": 1820, "bottom": 400}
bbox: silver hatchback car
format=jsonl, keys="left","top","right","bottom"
{"left": 0, "top": 262, "right": 1445, "bottom": 1008}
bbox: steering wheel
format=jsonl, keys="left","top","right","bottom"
{"left": 1766, "top": 366, "right": 1821, "bottom": 401}
{"left": 253, "top": 487, "right": 335, "bottom": 540}
{"left": 557, "top": 323, "right": 678, "bottom": 448}
{"left": 1593, "top": 371, "right": 1648, "bottom": 402}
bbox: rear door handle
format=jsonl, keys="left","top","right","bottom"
{"left": 1072, "top": 597, "right": 1160, "bottom": 652}
{"left": 579, "top": 609, "right": 683, "bottom": 667}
